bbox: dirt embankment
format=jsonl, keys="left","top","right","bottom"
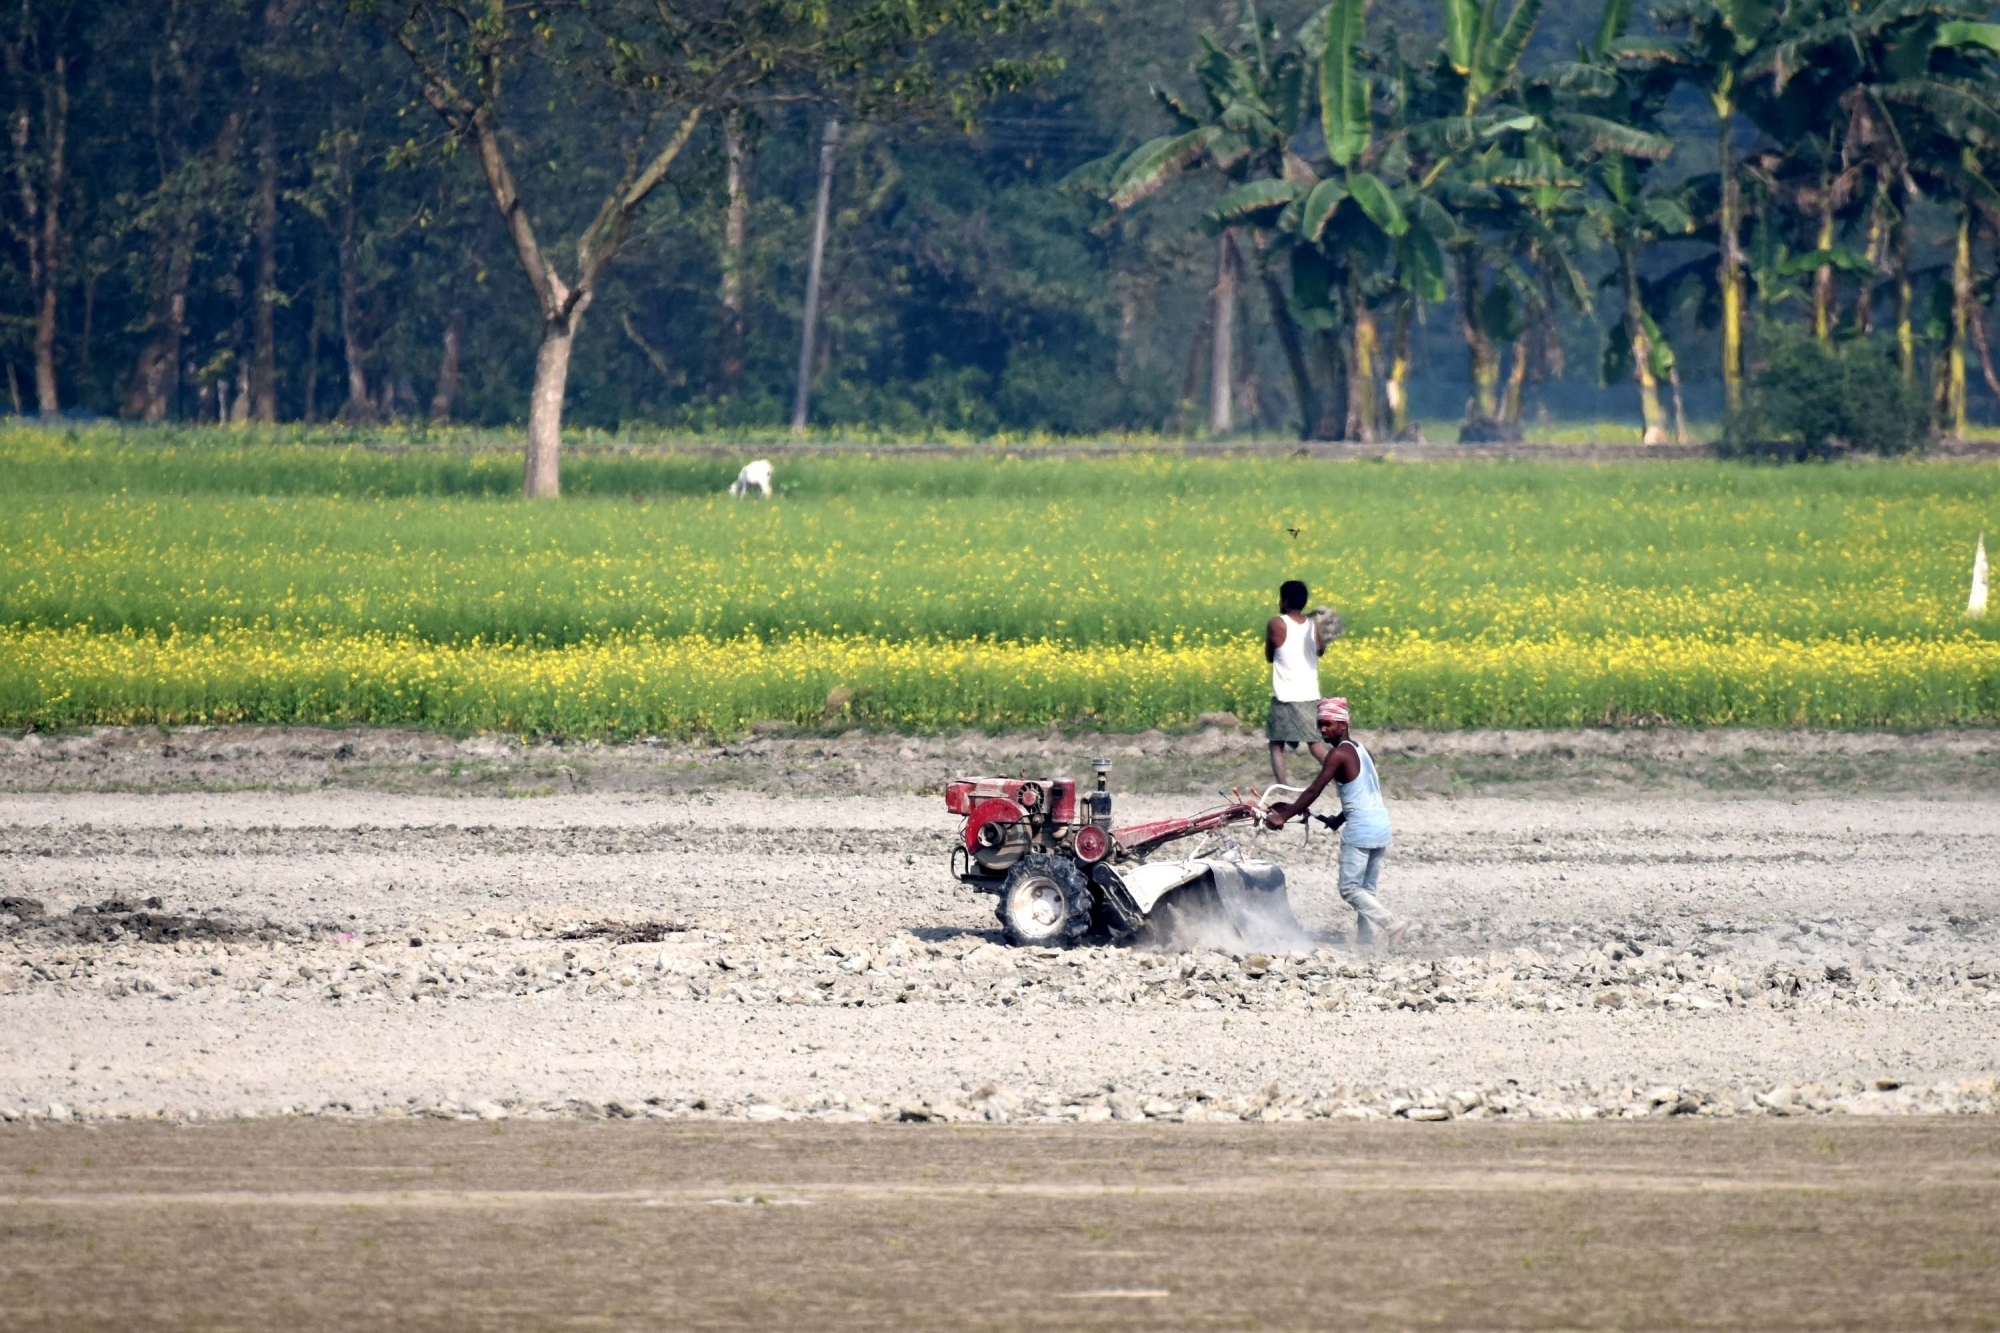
{"left": 3, "top": 722, "right": 1996, "bottom": 797}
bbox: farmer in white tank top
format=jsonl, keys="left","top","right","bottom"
{"left": 1264, "top": 697, "right": 1410, "bottom": 949}
{"left": 1265, "top": 579, "right": 1327, "bottom": 784}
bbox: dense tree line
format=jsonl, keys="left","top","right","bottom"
{"left": 1102, "top": 0, "right": 2000, "bottom": 444}
{"left": 5, "top": 1, "right": 2000, "bottom": 475}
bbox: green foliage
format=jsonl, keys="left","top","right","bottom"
{"left": 1477, "top": 282, "right": 1526, "bottom": 343}
{"left": 1319, "top": 0, "right": 1371, "bottom": 167}
{"left": 12, "top": 0, "right": 2000, "bottom": 448}
{"left": 1205, "top": 179, "right": 1306, "bottom": 227}
{"left": 1722, "top": 326, "right": 1934, "bottom": 460}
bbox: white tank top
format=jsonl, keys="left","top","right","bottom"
{"left": 1270, "top": 614, "right": 1319, "bottom": 702}
{"left": 1335, "top": 739, "right": 1392, "bottom": 847}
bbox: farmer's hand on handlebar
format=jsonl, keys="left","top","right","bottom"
{"left": 1263, "top": 804, "right": 1293, "bottom": 830}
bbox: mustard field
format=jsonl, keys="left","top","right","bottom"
{"left": 3, "top": 426, "right": 1996, "bottom": 734}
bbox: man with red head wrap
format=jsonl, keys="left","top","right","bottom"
{"left": 1265, "top": 697, "right": 1409, "bottom": 947}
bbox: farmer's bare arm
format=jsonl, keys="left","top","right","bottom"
{"left": 1265, "top": 615, "right": 1286, "bottom": 663}
{"left": 1268, "top": 742, "right": 1359, "bottom": 826}
{"left": 1268, "top": 747, "right": 1338, "bottom": 826}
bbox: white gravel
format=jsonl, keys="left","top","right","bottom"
{"left": 4, "top": 765, "right": 1998, "bottom": 1126}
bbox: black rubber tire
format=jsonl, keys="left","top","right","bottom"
{"left": 996, "top": 853, "right": 1094, "bottom": 948}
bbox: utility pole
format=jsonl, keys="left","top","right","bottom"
{"left": 791, "top": 116, "right": 841, "bottom": 435}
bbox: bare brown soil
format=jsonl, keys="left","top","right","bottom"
{"left": 2, "top": 727, "right": 1997, "bottom": 1126}
{"left": 2, "top": 1118, "right": 1997, "bottom": 1331}
{"left": 4, "top": 729, "right": 1997, "bottom": 1328}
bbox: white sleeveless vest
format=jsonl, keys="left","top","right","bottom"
{"left": 1271, "top": 615, "right": 1320, "bottom": 703}
{"left": 1335, "top": 740, "right": 1392, "bottom": 848}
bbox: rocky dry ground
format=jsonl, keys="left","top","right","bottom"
{"left": 1, "top": 725, "right": 1997, "bottom": 1128}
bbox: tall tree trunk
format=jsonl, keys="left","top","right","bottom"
{"left": 1459, "top": 250, "right": 1500, "bottom": 423}
{"left": 1933, "top": 336, "right": 1952, "bottom": 427}
{"left": 1208, "top": 232, "right": 1235, "bottom": 435}
{"left": 1114, "top": 280, "right": 1140, "bottom": 387}
{"left": 1668, "top": 364, "right": 1688, "bottom": 445}
{"left": 31, "top": 63, "right": 64, "bottom": 415}
{"left": 719, "top": 112, "right": 749, "bottom": 396}
{"left": 127, "top": 111, "right": 241, "bottom": 422}
{"left": 791, "top": 116, "right": 840, "bottom": 435}
{"left": 27, "top": 60, "right": 63, "bottom": 414}
{"left": 230, "top": 357, "right": 251, "bottom": 423}
{"left": 430, "top": 305, "right": 464, "bottom": 423}
{"left": 1499, "top": 333, "right": 1529, "bottom": 425}
{"left": 1349, "top": 273, "right": 1378, "bottom": 443}
{"left": 1950, "top": 206, "right": 1972, "bottom": 439}
{"left": 7, "top": 38, "right": 67, "bottom": 414}
{"left": 1384, "top": 294, "right": 1416, "bottom": 430}
{"left": 1259, "top": 270, "right": 1318, "bottom": 440}
{"left": 1894, "top": 218, "right": 1914, "bottom": 385}
{"left": 251, "top": 83, "right": 279, "bottom": 422}
{"left": 1854, "top": 194, "right": 1885, "bottom": 338}
{"left": 1623, "top": 243, "right": 1669, "bottom": 444}
{"left": 1811, "top": 169, "right": 1835, "bottom": 343}
{"left": 250, "top": 1, "right": 300, "bottom": 422}
{"left": 1715, "top": 83, "right": 1744, "bottom": 414}
{"left": 334, "top": 133, "right": 373, "bottom": 422}
{"left": 129, "top": 238, "right": 194, "bottom": 422}
{"left": 1313, "top": 329, "right": 1348, "bottom": 440}
{"left": 1386, "top": 297, "right": 1412, "bottom": 436}
{"left": 302, "top": 281, "right": 324, "bottom": 422}
{"left": 1537, "top": 274, "right": 1564, "bottom": 382}
{"left": 526, "top": 315, "right": 578, "bottom": 496}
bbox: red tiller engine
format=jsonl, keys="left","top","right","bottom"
{"left": 946, "top": 759, "right": 1280, "bottom": 946}
{"left": 947, "top": 760, "right": 1266, "bottom": 883}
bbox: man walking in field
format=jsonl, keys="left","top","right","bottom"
{"left": 1265, "top": 697, "right": 1409, "bottom": 948}
{"left": 1266, "top": 579, "right": 1327, "bottom": 785}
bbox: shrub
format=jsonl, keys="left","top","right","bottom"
{"left": 1722, "top": 327, "right": 1931, "bottom": 460}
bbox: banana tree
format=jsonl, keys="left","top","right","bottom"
{"left": 1251, "top": 0, "right": 1455, "bottom": 441}
{"left": 1107, "top": 0, "right": 1448, "bottom": 440}
{"left": 1738, "top": 2, "right": 1994, "bottom": 348}
{"left": 1830, "top": 9, "right": 2000, "bottom": 433}
{"left": 1557, "top": 0, "right": 1693, "bottom": 441}
{"left": 1833, "top": 59, "right": 1925, "bottom": 376}
{"left": 1589, "top": 159, "right": 1696, "bottom": 441}
{"left": 1103, "top": 12, "right": 1330, "bottom": 436}
{"left": 1611, "top": 0, "right": 1792, "bottom": 414}
{"left": 1399, "top": 0, "right": 1560, "bottom": 434}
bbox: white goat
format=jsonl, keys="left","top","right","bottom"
{"left": 729, "top": 458, "right": 774, "bottom": 499}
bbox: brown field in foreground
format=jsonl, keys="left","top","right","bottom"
{"left": 3, "top": 1118, "right": 1997, "bottom": 1331}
